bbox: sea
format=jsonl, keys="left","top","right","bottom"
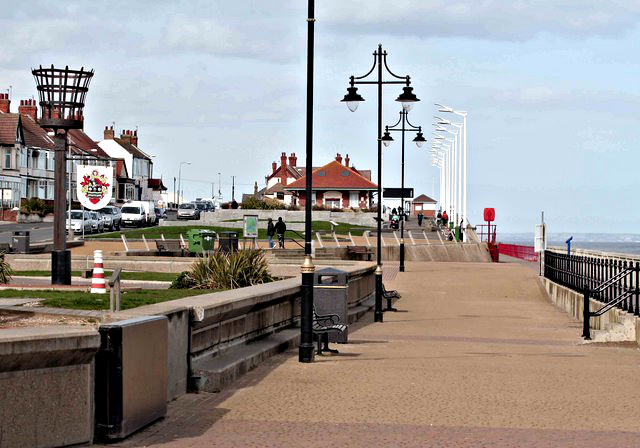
{"left": 499, "top": 233, "right": 640, "bottom": 256}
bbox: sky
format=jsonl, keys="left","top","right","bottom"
{"left": 2, "top": 1, "right": 640, "bottom": 233}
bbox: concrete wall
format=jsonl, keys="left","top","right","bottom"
{"left": 379, "top": 242, "right": 492, "bottom": 263}
{"left": 0, "top": 326, "right": 100, "bottom": 447}
{"left": 540, "top": 277, "right": 638, "bottom": 342}
{"left": 199, "top": 209, "right": 378, "bottom": 226}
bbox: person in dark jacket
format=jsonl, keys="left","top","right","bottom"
{"left": 442, "top": 211, "right": 449, "bottom": 227}
{"left": 267, "top": 218, "right": 275, "bottom": 249}
{"left": 417, "top": 211, "right": 424, "bottom": 227}
{"left": 275, "top": 217, "right": 287, "bottom": 248}
{"left": 437, "top": 210, "right": 442, "bottom": 226}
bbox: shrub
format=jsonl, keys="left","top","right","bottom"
{"left": 170, "top": 271, "right": 196, "bottom": 289}
{"left": 220, "top": 202, "right": 231, "bottom": 209}
{"left": 21, "top": 197, "right": 46, "bottom": 216}
{"left": 173, "top": 250, "right": 273, "bottom": 290}
{"left": 0, "top": 252, "right": 13, "bottom": 284}
{"left": 242, "top": 197, "right": 286, "bottom": 210}
{"left": 286, "top": 204, "right": 301, "bottom": 211}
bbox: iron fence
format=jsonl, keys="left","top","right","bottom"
{"left": 544, "top": 250, "right": 640, "bottom": 317}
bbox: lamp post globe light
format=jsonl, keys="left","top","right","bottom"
{"left": 435, "top": 103, "right": 468, "bottom": 239}
{"left": 381, "top": 110, "right": 425, "bottom": 273}
{"left": 32, "top": 64, "right": 94, "bottom": 285}
{"left": 341, "top": 44, "right": 419, "bottom": 323}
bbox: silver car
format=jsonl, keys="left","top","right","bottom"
{"left": 89, "top": 211, "right": 104, "bottom": 233}
{"left": 66, "top": 210, "right": 92, "bottom": 234}
{"left": 99, "top": 206, "right": 122, "bottom": 231}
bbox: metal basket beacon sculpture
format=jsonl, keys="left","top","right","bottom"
{"left": 32, "top": 65, "right": 94, "bottom": 285}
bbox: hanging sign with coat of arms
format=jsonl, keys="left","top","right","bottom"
{"left": 77, "top": 165, "right": 113, "bottom": 210}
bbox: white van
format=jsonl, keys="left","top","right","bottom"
{"left": 121, "top": 201, "right": 156, "bottom": 227}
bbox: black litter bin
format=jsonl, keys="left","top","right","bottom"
{"left": 11, "top": 231, "right": 30, "bottom": 253}
{"left": 314, "top": 267, "right": 349, "bottom": 343}
{"left": 218, "top": 231, "right": 239, "bottom": 253}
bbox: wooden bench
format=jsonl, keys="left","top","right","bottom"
{"left": 312, "top": 308, "right": 348, "bottom": 355}
{"left": 347, "top": 246, "right": 373, "bottom": 261}
{"left": 155, "top": 239, "right": 186, "bottom": 256}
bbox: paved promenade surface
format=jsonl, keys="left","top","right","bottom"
{"left": 110, "top": 261, "right": 640, "bottom": 447}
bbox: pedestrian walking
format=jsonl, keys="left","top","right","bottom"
{"left": 437, "top": 210, "right": 442, "bottom": 226}
{"left": 442, "top": 211, "right": 449, "bottom": 227}
{"left": 275, "top": 217, "right": 287, "bottom": 249}
{"left": 417, "top": 211, "right": 424, "bottom": 227}
{"left": 267, "top": 218, "right": 275, "bottom": 249}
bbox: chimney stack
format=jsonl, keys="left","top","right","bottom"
{"left": 272, "top": 161, "right": 277, "bottom": 173}
{"left": 104, "top": 125, "right": 115, "bottom": 140}
{"left": 131, "top": 129, "right": 138, "bottom": 146}
{"left": 280, "top": 152, "right": 287, "bottom": 168}
{"left": 335, "top": 153, "right": 342, "bottom": 164}
{"left": 0, "top": 94, "right": 10, "bottom": 114}
{"left": 120, "top": 129, "right": 132, "bottom": 145}
{"left": 345, "top": 154, "right": 350, "bottom": 167}
{"left": 18, "top": 99, "right": 37, "bottom": 121}
{"left": 280, "top": 152, "right": 287, "bottom": 184}
{"left": 254, "top": 181, "right": 258, "bottom": 195}
{"left": 288, "top": 152, "right": 297, "bottom": 167}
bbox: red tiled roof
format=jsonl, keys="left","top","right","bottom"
{"left": 20, "top": 114, "right": 55, "bottom": 149}
{"left": 285, "top": 160, "right": 377, "bottom": 191}
{"left": 68, "top": 129, "right": 110, "bottom": 159}
{"left": 114, "top": 138, "right": 152, "bottom": 160}
{"left": 413, "top": 194, "right": 436, "bottom": 203}
{"left": 0, "top": 114, "right": 19, "bottom": 145}
{"left": 266, "top": 164, "right": 302, "bottom": 181}
{"left": 148, "top": 178, "right": 167, "bottom": 191}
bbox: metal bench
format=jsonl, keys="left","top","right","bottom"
{"left": 155, "top": 239, "right": 186, "bottom": 256}
{"left": 382, "top": 283, "right": 401, "bottom": 312}
{"left": 312, "top": 308, "right": 348, "bottom": 355}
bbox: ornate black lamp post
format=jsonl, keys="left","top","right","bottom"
{"left": 341, "top": 45, "right": 419, "bottom": 322}
{"left": 32, "top": 65, "right": 94, "bottom": 285}
{"left": 299, "top": 0, "right": 315, "bottom": 362}
{"left": 380, "top": 110, "right": 425, "bottom": 273}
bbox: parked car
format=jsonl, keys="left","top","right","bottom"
{"left": 89, "top": 211, "right": 104, "bottom": 233}
{"left": 121, "top": 201, "right": 156, "bottom": 227}
{"left": 66, "top": 210, "right": 92, "bottom": 235}
{"left": 99, "top": 206, "right": 122, "bottom": 231}
{"left": 177, "top": 203, "right": 200, "bottom": 220}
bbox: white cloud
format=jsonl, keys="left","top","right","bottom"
{"left": 322, "top": 0, "right": 640, "bottom": 40}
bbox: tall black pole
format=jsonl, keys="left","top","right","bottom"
{"left": 399, "top": 111, "right": 406, "bottom": 272}
{"left": 51, "top": 131, "right": 71, "bottom": 285}
{"left": 374, "top": 44, "right": 384, "bottom": 323}
{"left": 299, "top": 0, "right": 315, "bottom": 362}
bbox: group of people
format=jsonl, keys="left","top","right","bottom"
{"left": 266, "top": 217, "right": 287, "bottom": 249}
{"left": 437, "top": 210, "right": 449, "bottom": 227}
{"left": 389, "top": 208, "right": 427, "bottom": 228}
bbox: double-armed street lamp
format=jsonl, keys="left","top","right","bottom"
{"left": 380, "top": 111, "right": 425, "bottom": 272}
{"left": 341, "top": 44, "right": 420, "bottom": 323}
{"left": 32, "top": 65, "right": 94, "bottom": 285}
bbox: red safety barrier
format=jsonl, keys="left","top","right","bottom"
{"left": 498, "top": 243, "right": 538, "bottom": 262}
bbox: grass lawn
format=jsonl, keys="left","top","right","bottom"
{"left": 13, "top": 270, "right": 178, "bottom": 282}
{"left": 88, "top": 221, "right": 373, "bottom": 241}
{"left": 0, "top": 288, "right": 213, "bottom": 310}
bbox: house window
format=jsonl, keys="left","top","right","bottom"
{"left": 4, "top": 148, "right": 11, "bottom": 169}
{"left": 341, "top": 170, "right": 350, "bottom": 177}
{"left": 276, "top": 192, "right": 284, "bottom": 200}
{"left": 349, "top": 192, "right": 359, "bottom": 207}
{"left": 20, "top": 148, "right": 27, "bottom": 168}
{"left": 38, "top": 180, "right": 46, "bottom": 198}
{"left": 311, "top": 192, "right": 316, "bottom": 204}
{"left": 325, "top": 198, "right": 340, "bottom": 209}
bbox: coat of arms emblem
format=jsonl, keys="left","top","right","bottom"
{"left": 77, "top": 166, "right": 114, "bottom": 210}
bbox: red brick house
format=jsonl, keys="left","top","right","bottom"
{"left": 285, "top": 153, "right": 377, "bottom": 209}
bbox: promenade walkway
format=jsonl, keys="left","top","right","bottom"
{"left": 112, "top": 261, "right": 640, "bottom": 447}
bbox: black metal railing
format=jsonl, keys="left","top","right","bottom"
{"left": 544, "top": 250, "right": 640, "bottom": 339}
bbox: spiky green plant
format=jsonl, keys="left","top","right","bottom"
{"left": 175, "top": 250, "right": 273, "bottom": 290}
{"left": 0, "top": 252, "right": 14, "bottom": 284}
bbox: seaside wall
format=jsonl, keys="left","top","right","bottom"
{"left": 380, "top": 242, "right": 491, "bottom": 263}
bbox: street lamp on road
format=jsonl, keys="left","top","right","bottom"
{"left": 341, "top": 44, "right": 420, "bottom": 323}
{"left": 380, "top": 110, "right": 425, "bottom": 272}
{"left": 177, "top": 161, "right": 191, "bottom": 206}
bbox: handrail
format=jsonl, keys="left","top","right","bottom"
{"left": 109, "top": 268, "right": 122, "bottom": 312}
{"left": 285, "top": 230, "right": 304, "bottom": 249}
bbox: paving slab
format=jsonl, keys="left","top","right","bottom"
{"left": 105, "top": 261, "right": 640, "bottom": 447}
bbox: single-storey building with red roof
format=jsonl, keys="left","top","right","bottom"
{"left": 411, "top": 193, "right": 437, "bottom": 218}
{"left": 285, "top": 153, "right": 377, "bottom": 209}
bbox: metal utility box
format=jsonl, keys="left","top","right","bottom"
{"left": 95, "top": 315, "right": 168, "bottom": 440}
{"left": 187, "top": 229, "right": 216, "bottom": 254}
{"left": 11, "top": 230, "right": 30, "bottom": 253}
{"left": 218, "top": 231, "right": 239, "bottom": 253}
{"left": 314, "top": 267, "right": 349, "bottom": 343}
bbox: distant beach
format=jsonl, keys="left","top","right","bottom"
{"left": 498, "top": 233, "right": 640, "bottom": 256}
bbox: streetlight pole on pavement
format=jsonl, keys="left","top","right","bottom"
{"left": 380, "top": 110, "right": 425, "bottom": 273}
{"left": 177, "top": 161, "right": 191, "bottom": 207}
{"left": 299, "top": 0, "right": 316, "bottom": 363}
{"left": 341, "top": 44, "right": 420, "bottom": 323}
